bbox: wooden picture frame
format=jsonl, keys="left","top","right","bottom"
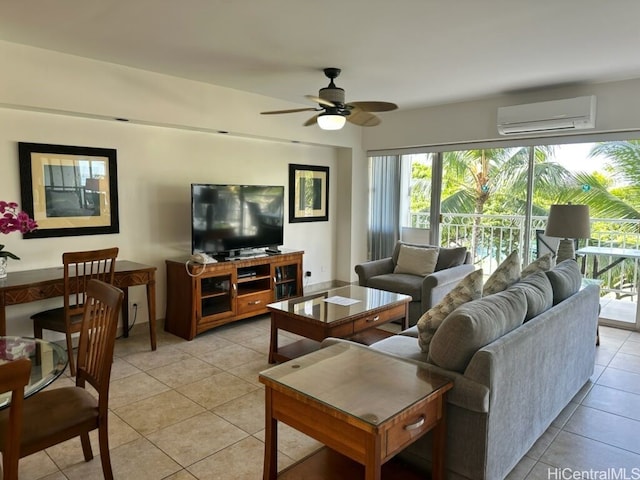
{"left": 18, "top": 142, "right": 120, "bottom": 238}
{"left": 288, "top": 164, "right": 329, "bottom": 223}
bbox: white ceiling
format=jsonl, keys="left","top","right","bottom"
{"left": 2, "top": 0, "right": 640, "bottom": 111}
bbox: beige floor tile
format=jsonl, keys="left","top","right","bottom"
{"left": 550, "top": 401, "right": 579, "bottom": 429}
{"left": 113, "top": 334, "right": 154, "bottom": 357}
{"left": 146, "top": 411, "right": 248, "bottom": 467}
{"left": 524, "top": 462, "right": 559, "bottom": 480}
{"left": 609, "top": 351, "right": 640, "bottom": 374}
{"left": 582, "top": 384, "right": 640, "bottom": 421}
{"left": 122, "top": 345, "right": 195, "bottom": 371}
{"left": 197, "top": 343, "right": 264, "bottom": 370}
{"left": 163, "top": 470, "right": 198, "bottom": 480}
{"left": 45, "top": 413, "right": 140, "bottom": 470}
{"left": 619, "top": 339, "right": 640, "bottom": 356}
{"left": 109, "top": 356, "right": 143, "bottom": 381}
{"left": 254, "top": 423, "right": 323, "bottom": 462}
{"left": 172, "top": 334, "right": 234, "bottom": 357}
{"left": 114, "top": 389, "right": 206, "bottom": 435}
{"left": 541, "top": 430, "right": 640, "bottom": 470}
{"left": 108, "top": 371, "right": 172, "bottom": 409}
{"left": 177, "top": 371, "right": 259, "bottom": 409}
{"left": 227, "top": 357, "right": 272, "bottom": 386}
{"left": 63, "top": 437, "right": 181, "bottom": 480}
{"left": 17, "top": 451, "right": 60, "bottom": 480}
{"left": 146, "top": 356, "right": 222, "bottom": 388}
{"left": 525, "top": 426, "right": 560, "bottom": 460}
{"left": 505, "top": 455, "right": 536, "bottom": 480}
{"left": 597, "top": 366, "right": 640, "bottom": 395}
{"left": 212, "top": 389, "right": 265, "bottom": 434}
{"left": 594, "top": 344, "right": 618, "bottom": 366}
{"left": 187, "top": 435, "right": 293, "bottom": 480}
{"left": 563, "top": 405, "right": 640, "bottom": 454}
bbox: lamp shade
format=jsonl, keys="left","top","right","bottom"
{"left": 317, "top": 113, "right": 346, "bottom": 130}
{"left": 544, "top": 204, "right": 591, "bottom": 239}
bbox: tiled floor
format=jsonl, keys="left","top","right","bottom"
{"left": 15, "top": 319, "right": 640, "bottom": 479}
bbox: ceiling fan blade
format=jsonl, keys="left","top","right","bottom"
{"left": 261, "top": 107, "right": 320, "bottom": 115}
{"left": 347, "top": 109, "right": 381, "bottom": 127}
{"left": 303, "top": 114, "right": 319, "bottom": 126}
{"left": 348, "top": 101, "right": 398, "bottom": 112}
{"left": 305, "top": 94, "right": 336, "bottom": 108}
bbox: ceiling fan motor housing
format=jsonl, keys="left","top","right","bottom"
{"left": 319, "top": 86, "right": 345, "bottom": 106}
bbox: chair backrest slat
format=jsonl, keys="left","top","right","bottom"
{"left": 75, "top": 279, "right": 123, "bottom": 398}
{"left": 63, "top": 248, "right": 118, "bottom": 321}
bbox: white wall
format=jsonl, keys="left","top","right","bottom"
{"left": 0, "top": 40, "right": 368, "bottom": 337}
{"left": 363, "top": 78, "right": 640, "bottom": 150}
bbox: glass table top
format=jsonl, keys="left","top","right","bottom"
{"left": 259, "top": 342, "right": 451, "bottom": 426}
{"left": 0, "top": 336, "right": 69, "bottom": 409}
{"left": 267, "top": 285, "right": 411, "bottom": 324}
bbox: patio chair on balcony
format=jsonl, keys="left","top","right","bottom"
{"left": 535, "top": 230, "right": 578, "bottom": 264}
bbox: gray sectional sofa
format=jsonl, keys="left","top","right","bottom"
{"left": 325, "top": 260, "right": 599, "bottom": 480}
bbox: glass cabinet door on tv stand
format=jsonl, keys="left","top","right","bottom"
{"left": 273, "top": 260, "right": 302, "bottom": 300}
{"left": 197, "top": 271, "right": 235, "bottom": 321}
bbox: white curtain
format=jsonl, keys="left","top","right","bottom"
{"left": 368, "top": 155, "right": 401, "bottom": 260}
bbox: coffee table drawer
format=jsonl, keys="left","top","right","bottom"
{"left": 386, "top": 396, "right": 439, "bottom": 456}
{"left": 353, "top": 304, "right": 406, "bottom": 333}
{"left": 237, "top": 291, "right": 272, "bottom": 315}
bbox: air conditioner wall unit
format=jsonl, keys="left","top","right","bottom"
{"left": 497, "top": 95, "right": 596, "bottom": 135}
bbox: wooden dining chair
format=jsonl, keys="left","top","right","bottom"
{"left": 31, "top": 247, "right": 119, "bottom": 376}
{"left": 0, "top": 358, "right": 31, "bottom": 480}
{"left": 0, "top": 279, "right": 124, "bottom": 480}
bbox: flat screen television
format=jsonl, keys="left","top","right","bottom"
{"left": 191, "top": 184, "right": 284, "bottom": 256}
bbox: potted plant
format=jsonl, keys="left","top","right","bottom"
{"left": 0, "top": 200, "right": 38, "bottom": 278}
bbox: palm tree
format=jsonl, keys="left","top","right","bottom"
{"left": 438, "top": 146, "right": 573, "bottom": 261}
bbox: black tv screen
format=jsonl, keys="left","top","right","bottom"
{"left": 191, "top": 184, "right": 284, "bottom": 255}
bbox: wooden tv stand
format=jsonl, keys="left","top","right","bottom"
{"left": 164, "top": 250, "right": 303, "bottom": 340}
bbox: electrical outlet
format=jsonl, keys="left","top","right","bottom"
{"left": 305, "top": 271, "right": 312, "bottom": 277}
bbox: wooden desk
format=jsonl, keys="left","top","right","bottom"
{"left": 0, "top": 261, "right": 157, "bottom": 351}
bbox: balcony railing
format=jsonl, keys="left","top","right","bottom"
{"left": 409, "top": 212, "right": 640, "bottom": 300}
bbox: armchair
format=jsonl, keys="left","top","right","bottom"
{"left": 355, "top": 241, "right": 474, "bottom": 325}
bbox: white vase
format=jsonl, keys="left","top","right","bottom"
{"left": 0, "top": 257, "right": 7, "bottom": 279}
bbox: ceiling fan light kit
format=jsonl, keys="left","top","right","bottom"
{"left": 317, "top": 113, "right": 347, "bottom": 130}
{"left": 260, "top": 67, "right": 398, "bottom": 129}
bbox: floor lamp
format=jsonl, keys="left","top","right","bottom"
{"left": 544, "top": 204, "right": 591, "bottom": 264}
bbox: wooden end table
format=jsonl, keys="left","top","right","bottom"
{"left": 259, "top": 342, "right": 453, "bottom": 480}
{"left": 267, "top": 285, "right": 411, "bottom": 363}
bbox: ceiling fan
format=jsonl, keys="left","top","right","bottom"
{"left": 261, "top": 68, "right": 398, "bottom": 130}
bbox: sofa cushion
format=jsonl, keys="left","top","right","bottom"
{"left": 370, "top": 334, "right": 427, "bottom": 362}
{"left": 435, "top": 246, "right": 468, "bottom": 271}
{"left": 521, "top": 253, "right": 553, "bottom": 278}
{"left": 429, "top": 288, "right": 527, "bottom": 373}
{"left": 416, "top": 269, "right": 483, "bottom": 353}
{"left": 483, "top": 250, "right": 521, "bottom": 296}
{"left": 508, "top": 271, "right": 553, "bottom": 321}
{"left": 393, "top": 244, "right": 439, "bottom": 276}
{"left": 545, "top": 259, "right": 582, "bottom": 305}
{"left": 367, "top": 273, "right": 422, "bottom": 300}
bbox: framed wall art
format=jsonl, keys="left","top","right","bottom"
{"left": 288, "top": 164, "right": 329, "bottom": 223}
{"left": 18, "top": 142, "right": 120, "bottom": 238}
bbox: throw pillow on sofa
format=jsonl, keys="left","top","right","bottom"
{"left": 416, "top": 269, "right": 483, "bottom": 353}
{"left": 429, "top": 288, "right": 527, "bottom": 373}
{"left": 545, "top": 259, "right": 582, "bottom": 305}
{"left": 521, "top": 253, "right": 553, "bottom": 278}
{"left": 508, "top": 271, "right": 553, "bottom": 321}
{"left": 483, "top": 249, "right": 521, "bottom": 296}
{"left": 393, "top": 244, "right": 439, "bottom": 276}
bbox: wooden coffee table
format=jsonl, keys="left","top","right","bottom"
{"left": 267, "top": 285, "right": 411, "bottom": 363}
{"left": 259, "top": 342, "right": 453, "bottom": 480}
